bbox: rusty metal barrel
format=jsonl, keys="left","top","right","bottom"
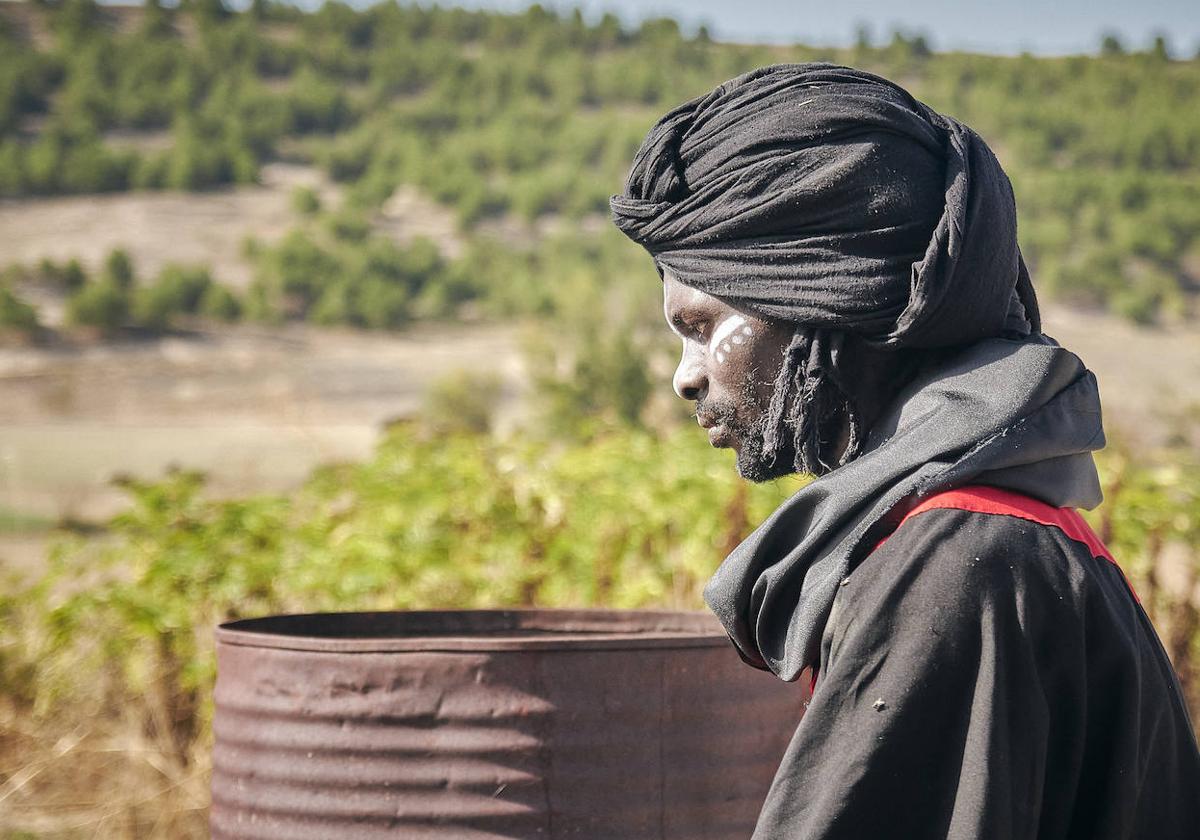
{"left": 211, "top": 609, "right": 804, "bottom": 839}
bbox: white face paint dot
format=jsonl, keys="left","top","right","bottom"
{"left": 722, "top": 342, "right": 732, "bottom": 352}
{"left": 731, "top": 334, "right": 744, "bottom": 345}
{"left": 742, "top": 325, "right": 753, "bottom": 336}
{"left": 716, "top": 351, "right": 726, "bottom": 364}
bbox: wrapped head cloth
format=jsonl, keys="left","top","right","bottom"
{"left": 610, "top": 63, "right": 1039, "bottom": 349}
{"left": 611, "top": 64, "right": 1040, "bottom": 471}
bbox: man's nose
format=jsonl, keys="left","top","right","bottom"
{"left": 673, "top": 343, "right": 707, "bottom": 401}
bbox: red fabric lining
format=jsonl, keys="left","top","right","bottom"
{"left": 900, "top": 485, "right": 1112, "bottom": 560}
{"left": 812, "top": 485, "right": 1137, "bottom": 692}
{"left": 877, "top": 484, "right": 1138, "bottom": 601}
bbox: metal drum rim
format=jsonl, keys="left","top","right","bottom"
{"left": 216, "top": 608, "right": 734, "bottom": 653}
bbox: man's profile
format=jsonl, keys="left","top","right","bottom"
{"left": 612, "top": 64, "right": 1200, "bottom": 838}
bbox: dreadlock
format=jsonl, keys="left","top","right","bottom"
{"left": 759, "top": 329, "right": 854, "bottom": 476}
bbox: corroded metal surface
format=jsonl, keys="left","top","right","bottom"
{"left": 211, "top": 610, "right": 804, "bottom": 839}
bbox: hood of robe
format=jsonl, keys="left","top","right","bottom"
{"left": 703, "top": 334, "right": 1105, "bottom": 679}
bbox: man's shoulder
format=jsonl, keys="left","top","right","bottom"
{"left": 844, "top": 502, "right": 1100, "bottom": 621}
{"left": 824, "top": 503, "right": 1108, "bottom": 677}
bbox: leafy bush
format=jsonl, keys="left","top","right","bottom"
{"left": 132, "top": 264, "right": 217, "bottom": 329}
{"left": 248, "top": 227, "right": 454, "bottom": 327}
{"left": 2, "top": 427, "right": 1197, "bottom": 834}
{"left": 420, "top": 371, "right": 503, "bottom": 436}
{"left": 0, "top": 282, "right": 40, "bottom": 337}
{"left": 102, "top": 248, "right": 136, "bottom": 291}
{"left": 199, "top": 282, "right": 242, "bottom": 322}
{"left": 58, "top": 252, "right": 244, "bottom": 334}
{"left": 290, "top": 185, "right": 321, "bottom": 215}
{"left": 65, "top": 277, "right": 130, "bottom": 334}
{"left": 46, "top": 257, "right": 87, "bottom": 292}
{"left": 15, "top": 424, "right": 795, "bottom": 701}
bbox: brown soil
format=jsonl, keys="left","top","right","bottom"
{"left": 0, "top": 163, "right": 335, "bottom": 291}
{"left": 0, "top": 163, "right": 464, "bottom": 311}
{"left": 1042, "top": 304, "right": 1200, "bottom": 450}
{"left": 0, "top": 322, "right": 525, "bottom": 527}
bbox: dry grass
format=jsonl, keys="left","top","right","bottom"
{"left": 1, "top": 703, "right": 209, "bottom": 838}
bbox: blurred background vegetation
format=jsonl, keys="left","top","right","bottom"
{"left": 0, "top": 0, "right": 1198, "bottom": 836}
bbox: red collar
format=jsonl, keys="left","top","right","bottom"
{"left": 876, "top": 484, "right": 1115, "bottom": 565}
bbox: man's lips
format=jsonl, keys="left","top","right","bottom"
{"left": 708, "top": 426, "right": 735, "bottom": 447}
{"left": 696, "top": 413, "right": 734, "bottom": 448}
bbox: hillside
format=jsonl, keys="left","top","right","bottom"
{"left": 0, "top": 0, "right": 1198, "bottom": 332}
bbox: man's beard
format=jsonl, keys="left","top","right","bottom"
{"left": 696, "top": 378, "right": 798, "bottom": 483}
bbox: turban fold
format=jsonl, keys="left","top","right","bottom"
{"left": 610, "top": 63, "right": 1039, "bottom": 347}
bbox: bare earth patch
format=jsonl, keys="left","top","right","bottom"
{"left": 0, "top": 323, "right": 525, "bottom": 527}
{"left": 1042, "top": 304, "right": 1200, "bottom": 450}
{"left": 0, "top": 164, "right": 466, "bottom": 301}
{"left": 0, "top": 163, "right": 343, "bottom": 290}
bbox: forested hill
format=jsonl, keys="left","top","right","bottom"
{"left": 1, "top": 0, "right": 1199, "bottom": 324}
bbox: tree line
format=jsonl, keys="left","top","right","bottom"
{"left": 0, "top": 0, "right": 1198, "bottom": 323}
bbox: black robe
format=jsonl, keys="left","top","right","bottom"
{"left": 754, "top": 489, "right": 1200, "bottom": 839}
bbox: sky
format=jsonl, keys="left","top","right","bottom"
{"left": 293, "top": 0, "right": 1200, "bottom": 57}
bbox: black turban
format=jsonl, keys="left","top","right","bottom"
{"left": 610, "top": 63, "right": 1039, "bottom": 347}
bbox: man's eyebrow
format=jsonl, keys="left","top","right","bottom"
{"left": 665, "top": 313, "right": 686, "bottom": 338}
{"left": 668, "top": 312, "right": 699, "bottom": 335}
{"left": 669, "top": 311, "right": 712, "bottom": 342}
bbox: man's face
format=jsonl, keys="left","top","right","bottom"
{"left": 662, "top": 271, "right": 795, "bottom": 481}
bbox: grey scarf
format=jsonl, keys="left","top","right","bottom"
{"left": 704, "top": 335, "right": 1105, "bottom": 679}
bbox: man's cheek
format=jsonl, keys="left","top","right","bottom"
{"left": 708, "top": 314, "right": 755, "bottom": 366}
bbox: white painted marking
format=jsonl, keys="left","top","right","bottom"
{"left": 705, "top": 314, "right": 744, "bottom": 355}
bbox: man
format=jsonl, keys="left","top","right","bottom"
{"left": 611, "top": 64, "right": 1200, "bottom": 838}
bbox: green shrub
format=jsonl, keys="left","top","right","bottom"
{"left": 131, "top": 264, "right": 214, "bottom": 329}
{"left": 325, "top": 208, "right": 370, "bottom": 242}
{"left": 291, "top": 185, "right": 321, "bottom": 215}
{"left": 8, "top": 425, "right": 799, "bottom": 740}
{"left": 420, "top": 371, "right": 502, "bottom": 436}
{"left": 102, "top": 248, "right": 136, "bottom": 291}
{"left": 0, "top": 283, "right": 40, "bottom": 336}
{"left": 60, "top": 258, "right": 87, "bottom": 292}
{"left": 200, "top": 283, "right": 242, "bottom": 322}
{"left": 25, "top": 257, "right": 87, "bottom": 292}
{"left": 66, "top": 278, "right": 130, "bottom": 334}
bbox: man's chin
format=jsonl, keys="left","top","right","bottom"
{"left": 730, "top": 436, "right": 795, "bottom": 483}
{"left": 697, "top": 409, "right": 798, "bottom": 481}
